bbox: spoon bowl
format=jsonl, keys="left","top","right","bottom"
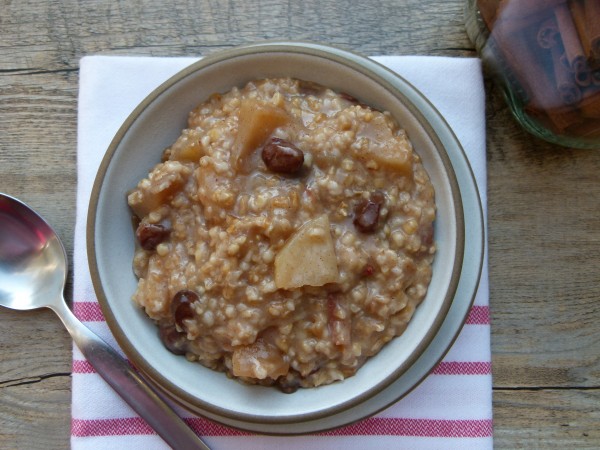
{"left": 0, "top": 193, "right": 209, "bottom": 450}
{"left": 0, "top": 194, "right": 67, "bottom": 312}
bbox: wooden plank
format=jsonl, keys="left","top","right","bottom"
{"left": 0, "top": 0, "right": 473, "bottom": 61}
{"left": 485, "top": 86, "right": 600, "bottom": 389}
{"left": 0, "top": 374, "right": 71, "bottom": 450}
{"left": 494, "top": 388, "right": 600, "bottom": 448}
{"left": 0, "top": 309, "right": 72, "bottom": 379}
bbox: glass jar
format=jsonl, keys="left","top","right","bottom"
{"left": 465, "top": 0, "right": 600, "bottom": 149}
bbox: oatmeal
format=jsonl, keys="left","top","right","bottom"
{"left": 127, "top": 78, "right": 436, "bottom": 392}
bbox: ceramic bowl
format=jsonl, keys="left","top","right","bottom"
{"left": 88, "top": 41, "right": 474, "bottom": 433}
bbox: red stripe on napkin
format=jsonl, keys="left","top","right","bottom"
{"left": 72, "top": 418, "right": 159, "bottom": 437}
{"left": 432, "top": 361, "right": 491, "bottom": 375}
{"left": 322, "top": 417, "right": 493, "bottom": 437}
{"left": 72, "top": 359, "right": 491, "bottom": 376}
{"left": 72, "top": 360, "right": 95, "bottom": 373}
{"left": 465, "top": 305, "right": 489, "bottom": 325}
{"left": 73, "top": 301, "right": 105, "bottom": 322}
{"left": 72, "top": 417, "right": 493, "bottom": 438}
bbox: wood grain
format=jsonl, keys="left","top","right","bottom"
{"left": 0, "top": 374, "right": 71, "bottom": 450}
{"left": 494, "top": 389, "right": 600, "bottom": 448}
{"left": 1, "top": 0, "right": 599, "bottom": 448}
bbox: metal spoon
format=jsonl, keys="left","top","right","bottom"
{"left": 0, "top": 193, "right": 210, "bottom": 450}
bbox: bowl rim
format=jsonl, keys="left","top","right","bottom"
{"left": 87, "top": 41, "right": 468, "bottom": 427}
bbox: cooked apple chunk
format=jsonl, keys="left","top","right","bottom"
{"left": 356, "top": 114, "right": 413, "bottom": 175}
{"left": 127, "top": 161, "right": 189, "bottom": 218}
{"left": 168, "top": 129, "right": 205, "bottom": 162}
{"left": 274, "top": 214, "right": 340, "bottom": 289}
{"left": 232, "top": 99, "right": 289, "bottom": 170}
{"left": 232, "top": 338, "right": 289, "bottom": 380}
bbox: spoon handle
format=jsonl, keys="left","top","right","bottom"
{"left": 53, "top": 298, "right": 210, "bottom": 450}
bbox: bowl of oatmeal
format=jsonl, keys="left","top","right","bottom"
{"left": 88, "top": 42, "right": 480, "bottom": 433}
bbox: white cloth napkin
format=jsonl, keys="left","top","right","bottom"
{"left": 72, "top": 55, "right": 491, "bottom": 450}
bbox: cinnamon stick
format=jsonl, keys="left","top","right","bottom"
{"left": 554, "top": 4, "right": 587, "bottom": 69}
{"left": 551, "top": 45, "right": 582, "bottom": 105}
{"left": 559, "top": 53, "right": 571, "bottom": 71}
{"left": 478, "top": 0, "right": 600, "bottom": 139}
{"left": 554, "top": 3, "right": 592, "bottom": 88}
{"left": 547, "top": 106, "right": 585, "bottom": 133}
{"left": 583, "top": 0, "right": 600, "bottom": 62}
{"left": 535, "top": 17, "right": 591, "bottom": 88}
{"left": 566, "top": 116, "right": 600, "bottom": 137}
{"left": 574, "top": 67, "right": 593, "bottom": 87}
{"left": 490, "top": 19, "right": 557, "bottom": 110}
{"left": 569, "top": 0, "right": 593, "bottom": 59}
{"left": 524, "top": 101, "right": 582, "bottom": 135}
{"left": 579, "top": 88, "right": 600, "bottom": 118}
{"left": 537, "top": 18, "right": 560, "bottom": 49}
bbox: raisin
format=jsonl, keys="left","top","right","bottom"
{"left": 420, "top": 224, "right": 434, "bottom": 248}
{"left": 362, "top": 264, "right": 375, "bottom": 276}
{"left": 161, "top": 146, "right": 172, "bottom": 162}
{"left": 340, "top": 92, "right": 360, "bottom": 104}
{"left": 277, "top": 373, "right": 301, "bottom": 394}
{"left": 340, "top": 92, "right": 370, "bottom": 109}
{"left": 159, "top": 325, "right": 188, "bottom": 355}
{"left": 171, "top": 289, "right": 198, "bottom": 329}
{"left": 278, "top": 380, "right": 300, "bottom": 394}
{"left": 353, "top": 191, "right": 385, "bottom": 233}
{"left": 136, "top": 223, "right": 170, "bottom": 250}
{"left": 261, "top": 137, "right": 304, "bottom": 174}
{"left": 298, "top": 80, "right": 325, "bottom": 96}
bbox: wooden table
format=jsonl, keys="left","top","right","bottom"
{"left": 1, "top": 1, "right": 599, "bottom": 448}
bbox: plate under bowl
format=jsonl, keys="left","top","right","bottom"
{"left": 88, "top": 41, "right": 481, "bottom": 433}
